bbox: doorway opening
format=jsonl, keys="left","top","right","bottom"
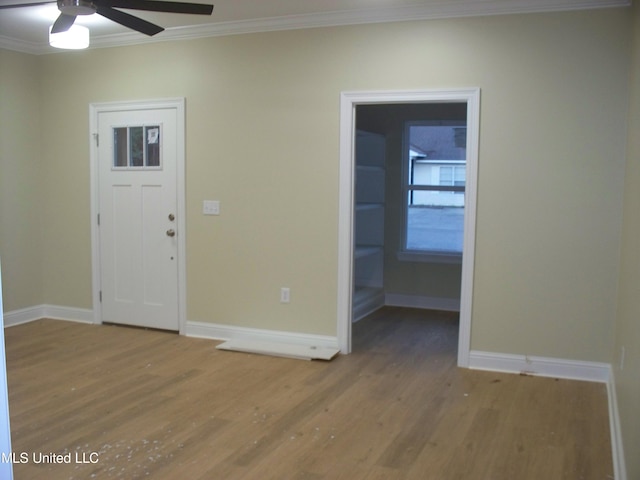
{"left": 337, "top": 89, "right": 480, "bottom": 367}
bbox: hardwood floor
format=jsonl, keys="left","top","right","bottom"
{"left": 5, "top": 308, "right": 613, "bottom": 479}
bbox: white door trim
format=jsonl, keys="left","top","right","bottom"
{"left": 337, "top": 88, "right": 480, "bottom": 367}
{"left": 89, "top": 98, "right": 187, "bottom": 334}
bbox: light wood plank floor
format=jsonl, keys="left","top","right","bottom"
{"left": 5, "top": 308, "right": 613, "bottom": 479}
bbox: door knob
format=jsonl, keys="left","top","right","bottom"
{"left": 166, "top": 229, "right": 176, "bottom": 237}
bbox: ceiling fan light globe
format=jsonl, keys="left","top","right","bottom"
{"left": 49, "top": 24, "right": 90, "bottom": 49}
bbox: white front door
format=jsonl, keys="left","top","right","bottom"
{"left": 96, "top": 103, "right": 182, "bottom": 331}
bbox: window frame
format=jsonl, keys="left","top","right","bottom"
{"left": 399, "top": 119, "right": 468, "bottom": 264}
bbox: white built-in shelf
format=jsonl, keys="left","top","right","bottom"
{"left": 353, "top": 130, "right": 386, "bottom": 320}
{"left": 356, "top": 203, "right": 382, "bottom": 211}
{"left": 354, "top": 246, "right": 383, "bottom": 259}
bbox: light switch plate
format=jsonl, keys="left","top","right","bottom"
{"left": 203, "top": 200, "right": 220, "bottom": 215}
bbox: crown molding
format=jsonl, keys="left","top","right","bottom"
{"left": 0, "top": 0, "right": 631, "bottom": 55}
{"left": 0, "top": 34, "right": 44, "bottom": 55}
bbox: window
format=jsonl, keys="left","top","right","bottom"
{"left": 113, "top": 125, "right": 161, "bottom": 169}
{"left": 403, "top": 120, "right": 467, "bottom": 260}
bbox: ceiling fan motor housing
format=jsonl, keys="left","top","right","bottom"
{"left": 0, "top": 0, "right": 214, "bottom": 38}
{"left": 58, "top": 0, "right": 96, "bottom": 16}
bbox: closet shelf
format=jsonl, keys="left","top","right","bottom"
{"left": 356, "top": 165, "right": 385, "bottom": 172}
{"left": 354, "top": 246, "right": 383, "bottom": 259}
{"left": 356, "top": 203, "right": 383, "bottom": 211}
{"left": 353, "top": 129, "right": 386, "bottom": 320}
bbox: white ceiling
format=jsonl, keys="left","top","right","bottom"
{"left": 0, "top": 0, "right": 631, "bottom": 55}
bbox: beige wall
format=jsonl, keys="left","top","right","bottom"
{"left": 614, "top": 3, "right": 640, "bottom": 479}
{"left": 466, "top": 12, "right": 630, "bottom": 362}
{"left": 0, "top": 9, "right": 632, "bottom": 361}
{"left": 0, "top": 49, "right": 44, "bottom": 311}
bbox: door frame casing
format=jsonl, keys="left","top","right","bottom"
{"left": 89, "top": 98, "right": 187, "bottom": 334}
{"left": 337, "top": 88, "right": 480, "bottom": 367}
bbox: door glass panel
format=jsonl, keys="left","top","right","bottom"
{"left": 130, "top": 126, "right": 144, "bottom": 167}
{"left": 113, "top": 127, "right": 128, "bottom": 167}
{"left": 145, "top": 126, "right": 160, "bottom": 167}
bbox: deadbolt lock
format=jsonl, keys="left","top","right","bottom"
{"left": 168, "top": 213, "right": 175, "bottom": 221}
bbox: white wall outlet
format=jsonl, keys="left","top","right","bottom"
{"left": 280, "top": 287, "right": 290, "bottom": 303}
{"left": 203, "top": 200, "right": 220, "bottom": 215}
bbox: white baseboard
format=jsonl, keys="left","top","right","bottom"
{"left": 3, "top": 305, "right": 46, "bottom": 327}
{"left": 41, "top": 305, "right": 94, "bottom": 324}
{"left": 185, "top": 320, "right": 340, "bottom": 351}
{"left": 4, "top": 306, "right": 341, "bottom": 356}
{"left": 3, "top": 304, "right": 94, "bottom": 327}
{"left": 384, "top": 293, "right": 460, "bottom": 312}
{"left": 468, "top": 350, "right": 610, "bottom": 383}
{"left": 607, "top": 368, "right": 627, "bottom": 480}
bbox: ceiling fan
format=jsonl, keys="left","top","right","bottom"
{"left": 0, "top": 0, "right": 214, "bottom": 36}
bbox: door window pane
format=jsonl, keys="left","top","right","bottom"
{"left": 113, "top": 127, "right": 128, "bottom": 167}
{"left": 146, "top": 126, "right": 160, "bottom": 167}
{"left": 129, "top": 126, "right": 144, "bottom": 167}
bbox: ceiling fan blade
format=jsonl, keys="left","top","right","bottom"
{"left": 0, "top": 1, "right": 55, "bottom": 9}
{"left": 50, "top": 13, "right": 76, "bottom": 34}
{"left": 96, "top": 5, "right": 164, "bottom": 36}
{"left": 97, "top": 0, "right": 213, "bottom": 16}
